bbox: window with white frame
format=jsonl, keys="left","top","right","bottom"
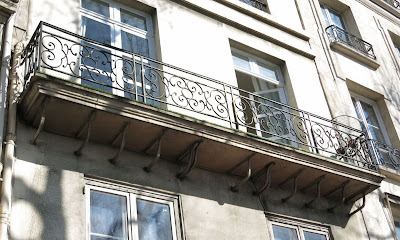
{"left": 79, "top": 0, "right": 157, "bottom": 103}
{"left": 85, "top": 181, "right": 183, "bottom": 240}
{"left": 351, "top": 93, "right": 392, "bottom": 164}
{"left": 231, "top": 49, "right": 292, "bottom": 145}
{"left": 320, "top": 4, "right": 346, "bottom": 30}
{"left": 266, "top": 213, "right": 332, "bottom": 240}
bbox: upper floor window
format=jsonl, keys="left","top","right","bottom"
{"left": 266, "top": 213, "right": 332, "bottom": 240}
{"left": 231, "top": 50, "right": 292, "bottom": 145}
{"left": 320, "top": 4, "right": 346, "bottom": 30}
{"left": 86, "top": 181, "right": 183, "bottom": 240}
{"left": 239, "top": 0, "right": 269, "bottom": 12}
{"left": 79, "top": 0, "right": 157, "bottom": 103}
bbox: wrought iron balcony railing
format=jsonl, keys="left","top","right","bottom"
{"left": 383, "top": 0, "right": 400, "bottom": 10}
{"left": 20, "top": 22, "right": 399, "bottom": 172}
{"left": 238, "top": 0, "right": 267, "bottom": 11}
{"left": 326, "top": 25, "right": 376, "bottom": 60}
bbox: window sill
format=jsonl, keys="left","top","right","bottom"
{"left": 370, "top": 0, "right": 400, "bottom": 18}
{"left": 330, "top": 41, "right": 380, "bottom": 70}
{"left": 216, "top": 0, "right": 310, "bottom": 41}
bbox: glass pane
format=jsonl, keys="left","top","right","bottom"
{"left": 137, "top": 199, "right": 173, "bottom": 240}
{"left": 122, "top": 31, "right": 149, "bottom": 57}
{"left": 232, "top": 52, "right": 251, "bottom": 71}
{"left": 257, "top": 61, "right": 278, "bottom": 81}
{"left": 272, "top": 225, "right": 299, "bottom": 240}
{"left": 82, "top": 0, "right": 110, "bottom": 17}
{"left": 90, "top": 190, "right": 128, "bottom": 239}
{"left": 395, "top": 221, "right": 400, "bottom": 239}
{"left": 320, "top": 6, "right": 330, "bottom": 27}
{"left": 304, "top": 231, "right": 327, "bottom": 240}
{"left": 329, "top": 10, "right": 345, "bottom": 29}
{"left": 82, "top": 17, "right": 111, "bottom": 45}
{"left": 360, "top": 101, "right": 385, "bottom": 143}
{"left": 121, "top": 9, "right": 147, "bottom": 31}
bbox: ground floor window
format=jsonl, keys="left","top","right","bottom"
{"left": 85, "top": 178, "right": 183, "bottom": 240}
{"left": 266, "top": 213, "right": 332, "bottom": 240}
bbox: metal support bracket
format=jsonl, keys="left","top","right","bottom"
{"left": 302, "top": 175, "right": 326, "bottom": 208}
{"left": 144, "top": 129, "right": 168, "bottom": 172}
{"left": 252, "top": 162, "right": 275, "bottom": 195}
{"left": 176, "top": 140, "right": 203, "bottom": 180}
{"left": 326, "top": 180, "right": 350, "bottom": 212}
{"left": 30, "top": 97, "right": 50, "bottom": 145}
{"left": 348, "top": 189, "right": 367, "bottom": 217}
{"left": 230, "top": 155, "right": 254, "bottom": 192}
{"left": 280, "top": 169, "right": 303, "bottom": 203}
{"left": 109, "top": 122, "right": 130, "bottom": 165}
{"left": 74, "top": 110, "right": 96, "bottom": 156}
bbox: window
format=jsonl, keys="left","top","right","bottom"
{"left": 351, "top": 93, "right": 391, "bottom": 164}
{"left": 267, "top": 213, "right": 332, "bottom": 240}
{"left": 79, "top": 0, "right": 157, "bottom": 103}
{"left": 320, "top": 4, "right": 346, "bottom": 30}
{"left": 231, "top": 50, "right": 292, "bottom": 145}
{"left": 85, "top": 181, "right": 183, "bottom": 240}
{"left": 238, "top": 0, "right": 269, "bottom": 12}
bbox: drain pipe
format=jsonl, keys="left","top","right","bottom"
{"left": 0, "top": 13, "right": 21, "bottom": 240}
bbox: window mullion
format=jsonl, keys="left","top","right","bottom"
{"left": 130, "top": 193, "right": 139, "bottom": 240}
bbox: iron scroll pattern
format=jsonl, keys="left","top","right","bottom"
{"left": 20, "top": 22, "right": 380, "bottom": 171}
{"left": 371, "top": 140, "right": 400, "bottom": 170}
{"left": 325, "top": 25, "right": 376, "bottom": 60}
{"left": 238, "top": 0, "right": 267, "bottom": 11}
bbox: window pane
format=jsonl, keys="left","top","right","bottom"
{"left": 320, "top": 6, "right": 330, "bottom": 26}
{"left": 232, "top": 52, "right": 251, "bottom": 71}
{"left": 82, "top": 17, "right": 111, "bottom": 45}
{"left": 137, "top": 199, "right": 173, "bottom": 240}
{"left": 82, "top": 0, "right": 110, "bottom": 17}
{"left": 121, "top": 9, "right": 147, "bottom": 31}
{"left": 90, "top": 190, "right": 128, "bottom": 239}
{"left": 122, "top": 31, "right": 149, "bottom": 57}
{"left": 304, "top": 231, "right": 327, "bottom": 240}
{"left": 257, "top": 61, "right": 278, "bottom": 81}
{"left": 395, "top": 221, "right": 400, "bottom": 239}
{"left": 360, "top": 101, "right": 385, "bottom": 143}
{"left": 329, "top": 10, "right": 345, "bottom": 29}
{"left": 272, "top": 225, "right": 299, "bottom": 240}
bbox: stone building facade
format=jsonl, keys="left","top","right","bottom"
{"left": 0, "top": 0, "right": 399, "bottom": 239}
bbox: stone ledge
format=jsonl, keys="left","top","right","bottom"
{"left": 330, "top": 41, "right": 380, "bottom": 70}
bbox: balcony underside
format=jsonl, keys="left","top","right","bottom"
{"left": 18, "top": 74, "right": 384, "bottom": 206}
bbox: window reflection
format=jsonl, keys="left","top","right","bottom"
{"left": 137, "top": 199, "right": 173, "bottom": 240}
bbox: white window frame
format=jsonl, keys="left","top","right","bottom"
{"left": 79, "top": 0, "right": 156, "bottom": 97}
{"left": 351, "top": 92, "right": 391, "bottom": 145}
{"left": 232, "top": 49, "right": 295, "bottom": 143}
{"left": 85, "top": 178, "right": 183, "bottom": 240}
{"left": 267, "top": 213, "right": 332, "bottom": 240}
{"left": 320, "top": 4, "right": 347, "bottom": 30}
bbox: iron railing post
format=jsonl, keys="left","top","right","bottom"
{"left": 37, "top": 21, "right": 44, "bottom": 72}
{"left": 140, "top": 56, "right": 146, "bottom": 103}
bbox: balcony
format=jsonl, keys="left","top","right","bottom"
{"left": 384, "top": 0, "right": 400, "bottom": 9}
{"left": 325, "top": 25, "right": 379, "bottom": 68}
{"left": 18, "top": 22, "right": 385, "bottom": 208}
{"left": 238, "top": 0, "right": 267, "bottom": 11}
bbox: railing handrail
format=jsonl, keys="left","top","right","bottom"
{"left": 325, "top": 25, "right": 376, "bottom": 60}
{"left": 22, "top": 22, "right": 397, "bottom": 171}
{"left": 29, "top": 22, "right": 364, "bottom": 134}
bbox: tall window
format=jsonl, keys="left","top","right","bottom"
{"left": 231, "top": 50, "right": 292, "bottom": 144}
{"left": 86, "top": 183, "right": 183, "bottom": 240}
{"left": 320, "top": 4, "right": 346, "bottom": 30}
{"left": 351, "top": 93, "right": 391, "bottom": 164}
{"left": 80, "top": 0, "right": 156, "bottom": 102}
{"left": 267, "top": 213, "right": 331, "bottom": 240}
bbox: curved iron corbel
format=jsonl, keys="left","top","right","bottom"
{"left": 230, "top": 155, "right": 253, "bottom": 192}
{"left": 30, "top": 97, "right": 50, "bottom": 144}
{"left": 252, "top": 162, "right": 275, "bottom": 195}
{"left": 109, "top": 122, "right": 130, "bottom": 165}
{"left": 176, "top": 140, "right": 203, "bottom": 179}
{"left": 144, "top": 129, "right": 168, "bottom": 172}
{"left": 281, "top": 169, "right": 303, "bottom": 202}
{"left": 302, "top": 175, "right": 326, "bottom": 208}
{"left": 326, "top": 180, "right": 350, "bottom": 212}
{"left": 74, "top": 110, "right": 96, "bottom": 156}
